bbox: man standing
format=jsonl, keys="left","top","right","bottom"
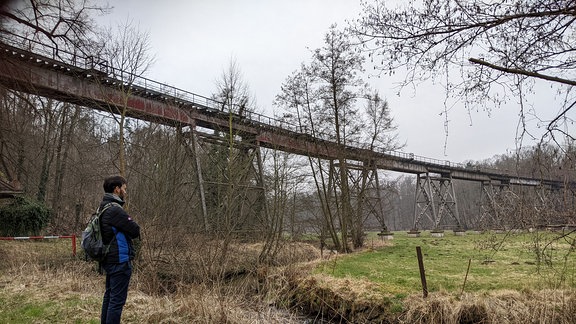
{"left": 99, "top": 175, "right": 140, "bottom": 324}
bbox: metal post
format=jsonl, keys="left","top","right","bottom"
{"left": 191, "top": 129, "right": 209, "bottom": 231}
{"left": 416, "top": 246, "right": 428, "bottom": 298}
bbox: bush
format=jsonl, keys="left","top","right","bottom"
{"left": 0, "top": 196, "right": 52, "bottom": 236}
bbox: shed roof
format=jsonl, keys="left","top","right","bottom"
{"left": 0, "top": 178, "right": 22, "bottom": 198}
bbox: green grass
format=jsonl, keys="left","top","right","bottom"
{"left": 317, "top": 230, "right": 576, "bottom": 294}
{"left": 0, "top": 294, "right": 100, "bottom": 324}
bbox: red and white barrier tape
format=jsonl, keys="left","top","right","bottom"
{"left": 0, "top": 235, "right": 77, "bottom": 256}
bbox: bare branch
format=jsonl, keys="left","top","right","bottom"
{"left": 469, "top": 57, "right": 576, "bottom": 87}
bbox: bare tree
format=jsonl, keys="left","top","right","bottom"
{"left": 0, "top": 0, "right": 108, "bottom": 55}
{"left": 212, "top": 59, "right": 256, "bottom": 117}
{"left": 363, "top": 90, "right": 400, "bottom": 151}
{"left": 0, "top": 86, "right": 118, "bottom": 233}
{"left": 205, "top": 59, "right": 262, "bottom": 234}
{"left": 276, "top": 66, "right": 343, "bottom": 251}
{"left": 96, "top": 19, "right": 154, "bottom": 176}
{"left": 276, "top": 25, "right": 401, "bottom": 251}
{"left": 351, "top": 0, "right": 576, "bottom": 149}
{"left": 0, "top": 92, "right": 37, "bottom": 191}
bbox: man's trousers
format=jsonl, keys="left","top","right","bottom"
{"left": 101, "top": 262, "right": 132, "bottom": 324}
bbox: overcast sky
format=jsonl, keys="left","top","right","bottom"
{"left": 101, "top": 0, "right": 553, "bottom": 164}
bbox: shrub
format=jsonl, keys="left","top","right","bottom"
{"left": 0, "top": 196, "right": 52, "bottom": 236}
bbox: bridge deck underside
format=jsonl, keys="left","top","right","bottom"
{"left": 0, "top": 43, "right": 570, "bottom": 189}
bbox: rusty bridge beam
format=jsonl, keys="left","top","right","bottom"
{"left": 0, "top": 42, "right": 573, "bottom": 190}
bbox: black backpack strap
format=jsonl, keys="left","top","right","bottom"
{"left": 97, "top": 202, "right": 122, "bottom": 224}
{"left": 98, "top": 202, "right": 115, "bottom": 217}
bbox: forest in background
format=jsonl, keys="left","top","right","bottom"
{"left": 1, "top": 88, "right": 574, "bottom": 235}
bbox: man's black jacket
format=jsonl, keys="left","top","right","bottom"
{"left": 99, "top": 193, "right": 140, "bottom": 264}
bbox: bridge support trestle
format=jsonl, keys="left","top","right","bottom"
{"left": 412, "top": 172, "right": 462, "bottom": 232}
{"left": 180, "top": 127, "right": 269, "bottom": 236}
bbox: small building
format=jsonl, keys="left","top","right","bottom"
{"left": 0, "top": 178, "right": 23, "bottom": 206}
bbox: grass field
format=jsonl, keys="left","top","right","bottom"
{"left": 299, "top": 230, "right": 576, "bottom": 322}
{"left": 318, "top": 230, "right": 576, "bottom": 295}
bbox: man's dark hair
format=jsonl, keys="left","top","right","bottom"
{"left": 103, "top": 176, "right": 127, "bottom": 193}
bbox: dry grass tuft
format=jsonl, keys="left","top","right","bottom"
{"left": 0, "top": 239, "right": 314, "bottom": 323}
{"left": 274, "top": 241, "right": 322, "bottom": 265}
{"left": 267, "top": 269, "right": 395, "bottom": 323}
{"left": 123, "top": 284, "right": 302, "bottom": 323}
{"left": 132, "top": 238, "right": 322, "bottom": 296}
{"left": 400, "top": 289, "right": 576, "bottom": 323}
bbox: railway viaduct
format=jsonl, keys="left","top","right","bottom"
{"left": 0, "top": 35, "right": 573, "bottom": 234}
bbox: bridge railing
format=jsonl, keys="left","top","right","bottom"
{"left": 0, "top": 32, "right": 86, "bottom": 68}
{"left": 0, "top": 32, "right": 223, "bottom": 110}
{"left": 0, "top": 33, "right": 520, "bottom": 179}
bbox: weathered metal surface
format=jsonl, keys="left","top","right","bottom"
{"left": 0, "top": 40, "right": 573, "bottom": 190}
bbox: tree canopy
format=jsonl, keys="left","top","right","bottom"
{"left": 351, "top": 0, "right": 576, "bottom": 148}
{"left": 0, "top": 0, "right": 107, "bottom": 55}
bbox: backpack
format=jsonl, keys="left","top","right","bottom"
{"left": 81, "top": 202, "right": 118, "bottom": 261}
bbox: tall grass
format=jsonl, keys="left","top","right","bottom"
{"left": 0, "top": 239, "right": 310, "bottom": 323}
{"left": 2, "top": 230, "right": 575, "bottom": 323}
